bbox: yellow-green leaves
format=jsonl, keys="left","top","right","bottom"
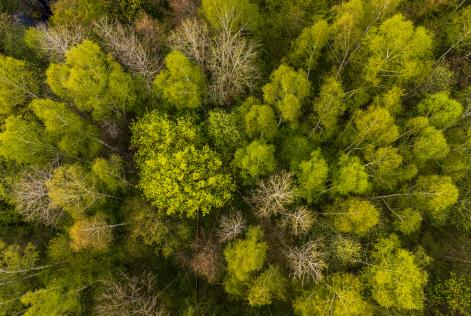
{"left": 153, "top": 50, "right": 207, "bottom": 109}
{"left": 330, "top": 198, "right": 379, "bottom": 236}
{"left": 417, "top": 92, "right": 463, "bottom": 128}
{"left": 232, "top": 140, "right": 276, "bottom": 184}
{"left": 296, "top": 150, "right": 329, "bottom": 203}
{"left": 333, "top": 155, "right": 369, "bottom": 195}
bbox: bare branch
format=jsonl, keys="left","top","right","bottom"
{"left": 216, "top": 211, "right": 247, "bottom": 243}
{"left": 284, "top": 240, "right": 327, "bottom": 284}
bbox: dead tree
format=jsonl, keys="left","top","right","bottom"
{"left": 14, "top": 169, "right": 63, "bottom": 226}
{"left": 94, "top": 18, "right": 161, "bottom": 85}
{"left": 216, "top": 211, "right": 247, "bottom": 243}
{"left": 245, "top": 171, "right": 297, "bottom": 218}
{"left": 189, "top": 234, "right": 225, "bottom": 284}
{"left": 169, "top": 0, "right": 200, "bottom": 24}
{"left": 284, "top": 240, "right": 326, "bottom": 284}
{"left": 280, "top": 206, "right": 315, "bottom": 237}
{"left": 95, "top": 272, "right": 169, "bottom": 316}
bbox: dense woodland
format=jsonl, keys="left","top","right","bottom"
{"left": 0, "top": 0, "right": 470, "bottom": 315}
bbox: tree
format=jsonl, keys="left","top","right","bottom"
{"left": 69, "top": 214, "right": 113, "bottom": 252}
{"left": 296, "top": 150, "right": 329, "bottom": 203}
{"left": 207, "top": 109, "right": 244, "bottom": 155}
{"left": 14, "top": 168, "right": 63, "bottom": 226}
{"left": 224, "top": 226, "right": 267, "bottom": 294}
{"left": 247, "top": 265, "right": 287, "bottom": 307}
{"left": 331, "top": 236, "right": 362, "bottom": 267}
{"left": 393, "top": 208, "right": 423, "bottom": 234}
{"left": 332, "top": 155, "right": 369, "bottom": 195}
{"left": 417, "top": 92, "right": 463, "bottom": 128}
{"left": 364, "top": 146, "right": 404, "bottom": 189}
{"left": 31, "top": 99, "right": 101, "bottom": 159}
{"left": 245, "top": 171, "right": 297, "bottom": 218}
{"left": 263, "top": 64, "right": 310, "bottom": 123}
{"left": 208, "top": 20, "right": 259, "bottom": 105}
{"left": 91, "top": 155, "right": 127, "bottom": 193}
{"left": 46, "top": 164, "right": 106, "bottom": 219}
{"left": 413, "top": 175, "right": 459, "bottom": 224}
{"left": 95, "top": 272, "right": 169, "bottom": 316}
{"left": 363, "top": 234, "right": 428, "bottom": 310}
{"left": 293, "top": 273, "right": 373, "bottom": 316}
{"left": 244, "top": 100, "right": 277, "bottom": 140}
{"left": 430, "top": 273, "right": 471, "bottom": 315}
{"left": 201, "top": 0, "right": 261, "bottom": 32}
{"left": 131, "top": 112, "right": 234, "bottom": 217}
{"left": 313, "top": 77, "right": 345, "bottom": 135}
{"left": 50, "top": 0, "right": 106, "bottom": 27}
{"left": 153, "top": 50, "right": 207, "bottom": 109}
{"left": 0, "top": 115, "right": 57, "bottom": 165}
{"left": 289, "top": 19, "right": 330, "bottom": 75}
{"left": 444, "top": 6, "right": 471, "bottom": 59}
{"left": 329, "top": 198, "right": 379, "bottom": 237}
{"left": 232, "top": 140, "right": 276, "bottom": 185}
{"left": 46, "top": 40, "right": 137, "bottom": 120}
{"left": 284, "top": 240, "right": 326, "bottom": 284}
{"left": 363, "top": 14, "right": 433, "bottom": 87}
{"left": 0, "top": 54, "right": 38, "bottom": 115}
{"left": 217, "top": 211, "right": 247, "bottom": 243}
{"left": 280, "top": 206, "right": 315, "bottom": 237}
{"left": 409, "top": 121, "right": 450, "bottom": 162}
{"left": 188, "top": 234, "right": 225, "bottom": 284}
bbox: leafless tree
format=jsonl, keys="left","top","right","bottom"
{"left": 169, "top": 0, "right": 200, "bottom": 24}
{"left": 245, "top": 171, "right": 297, "bottom": 218}
{"left": 189, "top": 234, "right": 225, "bottom": 284}
{"left": 280, "top": 206, "right": 315, "bottom": 237}
{"left": 168, "top": 17, "right": 211, "bottom": 68}
{"left": 208, "top": 16, "right": 259, "bottom": 106}
{"left": 216, "top": 211, "right": 247, "bottom": 243}
{"left": 95, "top": 272, "right": 169, "bottom": 316}
{"left": 94, "top": 18, "right": 161, "bottom": 85}
{"left": 14, "top": 169, "right": 63, "bottom": 226}
{"left": 32, "top": 24, "right": 88, "bottom": 61}
{"left": 284, "top": 240, "right": 327, "bottom": 284}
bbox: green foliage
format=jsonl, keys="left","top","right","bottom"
{"left": 132, "top": 112, "right": 234, "bottom": 217}
{"left": 224, "top": 226, "right": 267, "bottom": 284}
{"left": 232, "top": 140, "right": 276, "bottom": 184}
{"left": 31, "top": 99, "right": 101, "bottom": 158}
{"left": 0, "top": 115, "right": 56, "bottom": 165}
{"left": 46, "top": 40, "right": 137, "bottom": 120}
{"left": 332, "top": 155, "right": 369, "bottom": 195}
{"left": 201, "top": 0, "right": 261, "bottom": 32}
{"left": 352, "top": 106, "right": 399, "bottom": 148}
{"left": 331, "top": 236, "right": 362, "bottom": 267}
{"left": 446, "top": 6, "right": 471, "bottom": 56}
{"left": 154, "top": 50, "right": 206, "bottom": 109}
{"left": 414, "top": 175, "right": 459, "bottom": 224}
{"left": 247, "top": 265, "right": 287, "bottom": 306}
{"left": 294, "top": 273, "right": 372, "bottom": 316}
{"left": 408, "top": 118, "right": 450, "bottom": 162}
{"left": 91, "top": 155, "right": 127, "bottom": 193}
{"left": 417, "top": 92, "right": 463, "bottom": 128}
{"left": 289, "top": 19, "right": 330, "bottom": 72}
{"left": 431, "top": 273, "right": 471, "bottom": 314}
{"left": 207, "top": 109, "right": 244, "bottom": 155}
{"left": 364, "top": 146, "right": 405, "bottom": 189}
{"left": 393, "top": 208, "right": 423, "bottom": 234}
{"left": 330, "top": 198, "right": 379, "bottom": 236}
{"left": 244, "top": 99, "right": 277, "bottom": 140}
{"left": 296, "top": 150, "right": 329, "bottom": 203}
{"left": 50, "top": 0, "right": 106, "bottom": 26}
{"left": 0, "top": 54, "right": 38, "bottom": 116}
{"left": 263, "top": 64, "right": 310, "bottom": 123}
{"left": 363, "top": 14, "right": 433, "bottom": 87}
{"left": 69, "top": 214, "right": 112, "bottom": 251}
{"left": 363, "top": 234, "right": 428, "bottom": 310}
{"left": 313, "top": 77, "right": 345, "bottom": 134}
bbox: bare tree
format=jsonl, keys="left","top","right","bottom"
{"left": 245, "top": 171, "right": 297, "bottom": 218}
{"left": 284, "top": 240, "right": 327, "bottom": 284}
{"left": 208, "top": 17, "right": 259, "bottom": 105}
{"left": 94, "top": 18, "right": 161, "bottom": 85}
{"left": 169, "top": 0, "right": 200, "bottom": 24}
{"left": 168, "top": 17, "right": 211, "bottom": 68}
{"left": 96, "top": 272, "right": 169, "bottom": 316}
{"left": 280, "top": 206, "right": 315, "bottom": 237}
{"left": 14, "top": 169, "right": 63, "bottom": 226}
{"left": 216, "top": 211, "right": 247, "bottom": 243}
{"left": 32, "top": 24, "right": 88, "bottom": 61}
{"left": 189, "top": 234, "right": 225, "bottom": 284}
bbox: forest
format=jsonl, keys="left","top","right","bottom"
{"left": 0, "top": 0, "right": 469, "bottom": 315}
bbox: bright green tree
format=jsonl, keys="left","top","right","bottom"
{"left": 294, "top": 273, "right": 373, "bottom": 316}
{"left": 363, "top": 234, "right": 428, "bottom": 310}
{"left": 289, "top": 19, "right": 330, "bottom": 74}
{"left": 329, "top": 198, "right": 379, "bottom": 237}
{"left": 417, "top": 92, "right": 463, "bottom": 128}
{"left": 91, "top": 155, "right": 127, "bottom": 193}
{"left": 407, "top": 118, "right": 450, "bottom": 161}
{"left": 131, "top": 112, "right": 233, "bottom": 217}
{"left": 232, "top": 140, "right": 276, "bottom": 184}
{"left": 313, "top": 77, "right": 345, "bottom": 135}
{"left": 244, "top": 101, "right": 277, "bottom": 140}
{"left": 0, "top": 115, "right": 57, "bottom": 165}
{"left": 31, "top": 99, "right": 101, "bottom": 158}
{"left": 296, "top": 150, "right": 329, "bottom": 203}
{"left": 332, "top": 155, "right": 369, "bottom": 195}
{"left": 363, "top": 14, "right": 433, "bottom": 87}
{"left": 393, "top": 208, "right": 423, "bottom": 235}
{"left": 445, "top": 6, "right": 471, "bottom": 58}
{"left": 46, "top": 40, "right": 137, "bottom": 120}
{"left": 247, "top": 265, "right": 287, "bottom": 307}
{"left": 153, "top": 50, "right": 206, "bottom": 109}
{"left": 263, "top": 64, "right": 310, "bottom": 123}
{"left": 201, "top": 0, "right": 261, "bottom": 32}
{"left": 0, "top": 54, "right": 38, "bottom": 115}
{"left": 69, "top": 214, "right": 113, "bottom": 252}
{"left": 207, "top": 109, "right": 244, "bottom": 155}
